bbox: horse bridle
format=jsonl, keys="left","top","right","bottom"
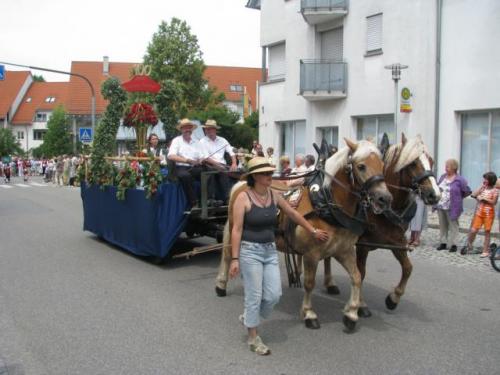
{"left": 324, "top": 153, "right": 386, "bottom": 210}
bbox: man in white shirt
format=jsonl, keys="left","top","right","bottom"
{"left": 199, "top": 119, "right": 237, "bottom": 204}
{"left": 167, "top": 118, "right": 202, "bottom": 207}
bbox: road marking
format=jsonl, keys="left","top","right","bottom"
{"left": 0, "top": 185, "right": 13, "bottom": 189}
{"left": 14, "top": 183, "right": 30, "bottom": 188}
{"left": 30, "top": 182, "right": 47, "bottom": 187}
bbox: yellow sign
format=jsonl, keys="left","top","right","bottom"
{"left": 400, "top": 87, "right": 412, "bottom": 113}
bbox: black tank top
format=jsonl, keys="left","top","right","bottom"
{"left": 242, "top": 191, "right": 277, "bottom": 243}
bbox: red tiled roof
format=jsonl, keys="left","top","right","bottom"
{"left": 204, "top": 66, "right": 262, "bottom": 110}
{"left": 0, "top": 70, "right": 31, "bottom": 118}
{"left": 67, "top": 61, "right": 138, "bottom": 115}
{"left": 12, "top": 82, "right": 69, "bottom": 125}
{"left": 66, "top": 61, "right": 262, "bottom": 115}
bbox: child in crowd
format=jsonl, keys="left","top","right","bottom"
{"left": 461, "top": 172, "right": 498, "bottom": 257}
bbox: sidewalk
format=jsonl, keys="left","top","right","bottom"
{"left": 427, "top": 210, "right": 500, "bottom": 239}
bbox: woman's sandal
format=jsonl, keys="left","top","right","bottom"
{"left": 248, "top": 336, "right": 271, "bottom": 355}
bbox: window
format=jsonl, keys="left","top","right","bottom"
{"left": 230, "top": 84, "right": 243, "bottom": 92}
{"left": 35, "top": 112, "right": 48, "bottom": 122}
{"left": 366, "top": 13, "right": 383, "bottom": 55}
{"left": 356, "top": 115, "right": 394, "bottom": 144}
{"left": 321, "top": 27, "right": 343, "bottom": 61}
{"left": 33, "top": 129, "right": 47, "bottom": 140}
{"left": 268, "top": 42, "right": 286, "bottom": 81}
{"left": 17, "top": 131, "right": 24, "bottom": 140}
{"left": 461, "top": 110, "right": 500, "bottom": 188}
{"left": 318, "top": 126, "right": 339, "bottom": 148}
{"left": 280, "top": 120, "right": 306, "bottom": 166}
{"left": 45, "top": 96, "right": 56, "bottom": 103}
{"left": 25, "top": 97, "right": 32, "bottom": 103}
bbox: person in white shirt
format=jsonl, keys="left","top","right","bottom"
{"left": 290, "top": 154, "right": 307, "bottom": 175}
{"left": 167, "top": 118, "right": 203, "bottom": 207}
{"left": 305, "top": 154, "right": 316, "bottom": 172}
{"left": 199, "top": 119, "right": 237, "bottom": 204}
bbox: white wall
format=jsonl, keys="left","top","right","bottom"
{"left": 438, "top": 0, "right": 500, "bottom": 175}
{"left": 259, "top": 0, "right": 437, "bottom": 157}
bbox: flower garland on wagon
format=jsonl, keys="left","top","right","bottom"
{"left": 84, "top": 66, "right": 168, "bottom": 201}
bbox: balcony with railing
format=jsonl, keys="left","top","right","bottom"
{"left": 300, "top": 60, "right": 347, "bottom": 101}
{"left": 301, "top": 0, "right": 348, "bottom": 25}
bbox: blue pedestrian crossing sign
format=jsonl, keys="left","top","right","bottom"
{"left": 0, "top": 65, "right": 5, "bottom": 81}
{"left": 79, "top": 127, "right": 93, "bottom": 143}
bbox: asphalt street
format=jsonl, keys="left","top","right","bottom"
{"left": 0, "top": 176, "right": 499, "bottom": 375}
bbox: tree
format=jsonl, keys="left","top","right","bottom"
{"left": 0, "top": 128, "right": 22, "bottom": 157}
{"left": 244, "top": 111, "right": 259, "bottom": 130}
{"left": 38, "top": 105, "right": 72, "bottom": 157}
{"left": 144, "top": 18, "right": 222, "bottom": 137}
{"left": 33, "top": 74, "right": 45, "bottom": 82}
{"left": 144, "top": 18, "right": 207, "bottom": 107}
{"left": 188, "top": 105, "right": 257, "bottom": 149}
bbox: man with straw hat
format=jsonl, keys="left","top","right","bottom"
{"left": 167, "top": 118, "right": 203, "bottom": 208}
{"left": 199, "top": 119, "right": 237, "bottom": 204}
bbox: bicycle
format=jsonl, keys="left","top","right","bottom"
{"left": 490, "top": 243, "right": 500, "bottom": 272}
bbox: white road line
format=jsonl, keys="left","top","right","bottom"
{"left": 0, "top": 185, "right": 13, "bottom": 189}
{"left": 14, "top": 184, "right": 31, "bottom": 188}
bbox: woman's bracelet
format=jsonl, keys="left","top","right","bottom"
{"left": 231, "top": 257, "right": 239, "bottom": 261}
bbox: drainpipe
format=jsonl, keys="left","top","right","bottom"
{"left": 434, "top": 0, "right": 443, "bottom": 172}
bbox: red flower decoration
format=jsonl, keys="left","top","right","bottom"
{"left": 123, "top": 102, "right": 158, "bottom": 128}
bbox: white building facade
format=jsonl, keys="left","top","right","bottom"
{"left": 250, "top": 0, "right": 500, "bottom": 188}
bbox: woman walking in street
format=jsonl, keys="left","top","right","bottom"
{"left": 228, "top": 157, "right": 329, "bottom": 355}
{"left": 434, "top": 159, "right": 471, "bottom": 252}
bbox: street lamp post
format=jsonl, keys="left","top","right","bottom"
{"left": 0, "top": 61, "right": 96, "bottom": 146}
{"left": 384, "top": 63, "right": 408, "bottom": 139}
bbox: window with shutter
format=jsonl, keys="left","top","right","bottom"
{"left": 321, "top": 28, "right": 343, "bottom": 61}
{"left": 366, "top": 13, "right": 383, "bottom": 54}
{"left": 268, "top": 43, "right": 286, "bottom": 81}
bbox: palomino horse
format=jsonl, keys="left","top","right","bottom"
{"left": 215, "top": 139, "right": 393, "bottom": 331}
{"left": 320, "top": 134, "right": 441, "bottom": 317}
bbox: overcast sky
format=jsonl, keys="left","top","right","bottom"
{"left": 1, "top": 0, "right": 261, "bottom": 82}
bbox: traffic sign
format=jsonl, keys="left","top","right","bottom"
{"left": 79, "top": 127, "right": 93, "bottom": 143}
{"left": 0, "top": 65, "right": 5, "bottom": 81}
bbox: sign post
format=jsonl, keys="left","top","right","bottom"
{"left": 79, "top": 127, "right": 93, "bottom": 144}
{"left": 0, "top": 65, "right": 5, "bottom": 81}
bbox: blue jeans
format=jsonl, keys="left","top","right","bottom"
{"left": 240, "top": 241, "right": 282, "bottom": 328}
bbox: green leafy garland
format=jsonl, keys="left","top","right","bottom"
{"left": 142, "top": 158, "right": 164, "bottom": 199}
{"left": 115, "top": 162, "right": 140, "bottom": 201}
{"left": 88, "top": 78, "right": 127, "bottom": 186}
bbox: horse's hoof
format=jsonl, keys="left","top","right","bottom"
{"left": 342, "top": 316, "right": 357, "bottom": 332}
{"left": 304, "top": 319, "right": 321, "bottom": 329}
{"left": 358, "top": 306, "right": 372, "bottom": 318}
{"left": 215, "top": 286, "right": 227, "bottom": 297}
{"left": 326, "top": 285, "right": 340, "bottom": 295}
{"left": 385, "top": 295, "right": 398, "bottom": 310}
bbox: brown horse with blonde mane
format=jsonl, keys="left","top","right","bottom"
{"left": 319, "top": 134, "right": 441, "bottom": 317}
{"left": 215, "top": 139, "right": 393, "bottom": 331}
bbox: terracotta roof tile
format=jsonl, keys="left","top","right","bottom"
{"left": 0, "top": 70, "right": 31, "bottom": 118}
{"left": 204, "top": 66, "right": 262, "bottom": 110}
{"left": 12, "top": 82, "right": 69, "bottom": 125}
{"left": 67, "top": 61, "right": 138, "bottom": 115}
{"left": 66, "top": 62, "right": 262, "bottom": 115}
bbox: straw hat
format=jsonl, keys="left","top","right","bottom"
{"left": 245, "top": 157, "right": 276, "bottom": 176}
{"left": 202, "top": 119, "right": 220, "bottom": 129}
{"left": 176, "top": 118, "right": 198, "bottom": 131}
